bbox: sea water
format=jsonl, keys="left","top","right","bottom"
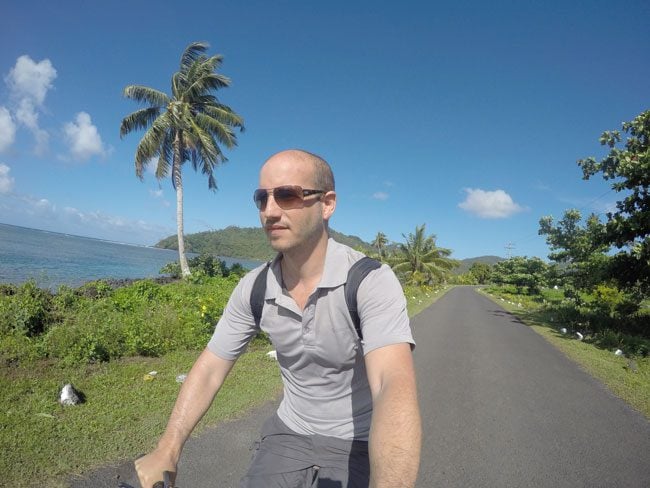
{"left": 0, "top": 223, "right": 261, "bottom": 289}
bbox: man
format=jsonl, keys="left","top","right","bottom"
{"left": 136, "top": 149, "right": 421, "bottom": 487}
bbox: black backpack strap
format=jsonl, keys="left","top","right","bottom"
{"left": 250, "top": 263, "right": 270, "bottom": 328}
{"left": 345, "top": 257, "right": 382, "bottom": 340}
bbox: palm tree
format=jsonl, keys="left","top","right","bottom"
{"left": 392, "top": 224, "right": 458, "bottom": 286}
{"left": 120, "top": 42, "right": 244, "bottom": 277}
{"left": 372, "top": 231, "right": 388, "bottom": 260}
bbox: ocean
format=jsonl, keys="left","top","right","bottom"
{"left": 0, "top": 223, "right": 261, "bottom": 289}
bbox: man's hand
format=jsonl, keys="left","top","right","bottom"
{"left": 135, "top": 449, "right": 177, "bottom": 487}
{"left": 135, "top": 448, "right": 177, "bottom": 488}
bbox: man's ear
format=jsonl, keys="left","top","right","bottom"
{"left": 321, "top": 191, "right": 336, "bottom": 221}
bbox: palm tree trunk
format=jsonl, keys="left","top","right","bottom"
{"left": 173, "top": 136, "right": 191, "bottom": 278}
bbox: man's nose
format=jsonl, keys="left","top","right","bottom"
{"left": 262, "top": 193, "right": 282, "bottom": 218}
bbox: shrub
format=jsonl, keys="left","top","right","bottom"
{"left": 111, "top": 280, "right": 171, "bottom": 312}
{"left": 0, "top": 280, "right": 53, "bottom": 336}
{"left": 42, "top": 302, "right": 127, "bottom": 364}
{"left": 77, "top": 280, "right": 113, "bottom": 299}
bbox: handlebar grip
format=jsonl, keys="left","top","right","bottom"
{"left": 152, "top": 470, "right": 173, "bottom": 487}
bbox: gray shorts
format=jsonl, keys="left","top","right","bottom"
{"left": 240, "top": 414, "right": 370, "bottom": 488}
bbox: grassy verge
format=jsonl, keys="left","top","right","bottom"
{"left": 404, "top": 284, "right": 452, "bottom": 317}
{"left": 1, "top": 343, "right": 282, "bottom": 488}
{"left": 1, "top": 280, "right": 448, "bottom": 487}
{"left": 479, "top": 288, "right": 650, "bottom": 419}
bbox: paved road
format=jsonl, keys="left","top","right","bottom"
{"left": 70, "top": 286, "right": 650, "bottom": 487}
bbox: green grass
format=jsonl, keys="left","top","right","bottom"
{"left": 404, "top": 284, "right": 452, "bottom": 317}
{"left": 480, "top": 288, "right": 650, "bottom": 419}
{"left": 0, "top": 345, "right": 282, "bottom": 487}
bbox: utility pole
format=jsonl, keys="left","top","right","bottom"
{"left": 505, "top": 242, "right": 514, "bottom": 259}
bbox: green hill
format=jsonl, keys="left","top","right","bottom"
{"left": 154, "top": 226, "right": 373, "bottom": 260}
{"left": 452, "top": 255, "right": 504, "bottom": 275}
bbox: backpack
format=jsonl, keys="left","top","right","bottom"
{"left": 250, "top": 256, "right": 381, "bottom": 340}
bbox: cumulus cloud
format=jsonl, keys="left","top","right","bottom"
{"left": 5, "top": 55, "right": 57, "bottom": 153}
{"left": 459, "top": 188, "right": 526, "bottom": 218}
{"left": 372, "top": 191, "right": 389, "bottom": 201}
{"left": 62, "top": 112, "right": 107, "bottom": 161}
{"left": 0, "top": 163, "right": 15, "bottom": 194}
{"left": 0, "top": 107, "right": 16, "bottom": 152}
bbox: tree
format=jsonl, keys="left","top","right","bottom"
{"left": 539, "top": 209, "right": 610, "bottom": 294}
{"left": 391, "top": 224, "right": 458, "bottom": 286}
{"left": 372, "top": 231, "right": 388, "bottom": 259}
{"left": 577, "top": 110, "right": 650, "bottom": 293}
{"left": 120, "top": 42, "right": 244, "bottom": 277}
{"left": 469, "top": 262, "right": 492, "bottom": 285}
{"left": 491, "top": 256, "right": 549, "bottom": 295}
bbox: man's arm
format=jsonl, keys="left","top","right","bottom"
{"left": 365, "top": 343, "right": 421, "bottom": 488}
{"left": 135, "top": 348, "right": 235, "bottom": 488}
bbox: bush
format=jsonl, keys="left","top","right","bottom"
{"left": 111, "top": 280, "right": 171, "bottom": 312}
{"left": 0, "top": 281, "right": 54, "bottom": 336}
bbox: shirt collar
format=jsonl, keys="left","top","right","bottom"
{"left": 265, "top": 237, "right": 348, "bottom": 300}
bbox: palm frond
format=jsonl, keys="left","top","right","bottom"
{"left": 184, "top": 73, "right": 231, "bottom": 102}
{"left": 134, "top": 116, "right": 170, "bottom": 177}
{"left": 195, "top": 113, "right": 238, "bottom": 148}
{"left": 123, "top": 85, "right": 169, "bottom": 107}
{"left": 179, "top": 42, "right": 209, "bottom": 72}
{"left": 201, "top": 104, "right": 245, "bottom": 130}
{"left": 120, "top": 107, "right": 161, "bottom": 138}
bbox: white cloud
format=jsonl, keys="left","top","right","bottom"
{"left": 0, "top": 107, "right": 16, "bottom": 152}
{"left": 150, "top": 189, "right": 163, "bottom": 198}
{"left": 0, "top": 163, "right": 15, "bottom": 193}
{"left": 62, "top": 112, "right": 107, "bottom": 161}
{"left": 459, "top": 188, "right": 526, "bottom": 218}
{"left": 6, "top": 55, "right": 57, "bottom": 104}
{"left": 372, "top": 191, "right": 389, "bottom": 201}
{"left": 5, "top": 55, "right": 57, "bottom": 153}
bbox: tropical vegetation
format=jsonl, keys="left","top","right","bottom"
{"left": 389, "top": 224, "right": 459, "bottom": 286}
{"left": 120, "top": 41, "right": 244, "bottom": 277}
{"left": 455, "top": 111, "right": 650, "bottom": 356}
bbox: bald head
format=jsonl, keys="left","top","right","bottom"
{"left": 262, "top": 149, "right": 335, "bottom": 192}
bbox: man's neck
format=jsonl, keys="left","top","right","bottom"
{"left": 280, "top": 232, "right": 329, "bottom": 287}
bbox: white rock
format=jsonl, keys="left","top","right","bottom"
{"left": 148, "top": 371, "right": 158, "bottom": 376}
{"left": 553, "top": 285, "right": 559, "bottom": 290}
{"left": 560, "top": 328, "right": 567, "bottom": 334}
{"left": 614, "top": 349, "right": 624, "bottom": 356}
{"left": 59, "top": 383, "right": 82, "bottom": 406}
{"left": 266, "top": 350, "right": 278, "bottom": 360}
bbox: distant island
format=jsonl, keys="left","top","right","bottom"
{"left": 154, "top": 226, "right": 374, "bottom": 261}
{"left": 154, "top": 226, "right": 503, "bottom": 272}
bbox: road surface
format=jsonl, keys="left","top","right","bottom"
{"left": 70, "top": 286, "right": 650, "bottom": 487}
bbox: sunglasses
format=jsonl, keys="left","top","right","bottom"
{"left": 253, "top": 185, "right": 325, "bottom": 210}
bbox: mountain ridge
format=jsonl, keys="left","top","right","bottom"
{"left": 155, "top": 226, "right": 503, "bottom": 269}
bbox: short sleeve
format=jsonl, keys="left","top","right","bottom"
{"left": 207, "top": 267, "right": 264, "bottom": 361}
{"left": 356, "top": 264, "right": 414, "bottom": 355}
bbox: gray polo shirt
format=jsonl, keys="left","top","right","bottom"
{"left": 207, "top": 238, "right": 414, "bottom": 440}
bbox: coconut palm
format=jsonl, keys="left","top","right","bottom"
{"left": 392, "top": 224, "right": 458, "bottom": 285}
{"left": 372, "top": 231, "right": 388, "bottom": 260}
{"left": 120, "top": 42, "right": 244, "bottom": 277}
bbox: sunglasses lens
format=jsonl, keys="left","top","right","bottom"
{"left": 253, "top": 189, "right": 268, "bottom": 210}
{"left": 273, "top": 187, "right": 302, "bottom": 207}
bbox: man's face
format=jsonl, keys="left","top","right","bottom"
{"left": 257, "top": 152, "right": 332, "bottom": 254}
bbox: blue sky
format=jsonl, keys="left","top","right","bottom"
{"left": 1, "top": 1, "right": 648, "bottom": 259}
